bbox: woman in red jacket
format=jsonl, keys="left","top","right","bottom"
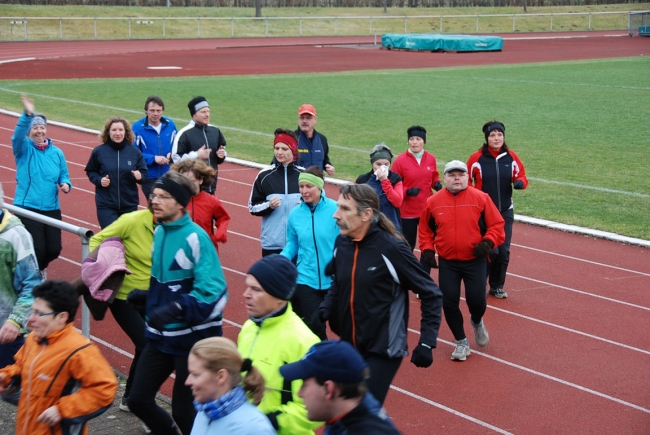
{"left": 171, "top": 159, "right": 230, "bottom": 254}
{"left": 467, "top": 120, "right": 528, "bottom": 299}
{"left": 391, "top": 126, "right": 442, "bottom": 271}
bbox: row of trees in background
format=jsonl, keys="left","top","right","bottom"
{"left": 0, "top": 0, "right": 646, "bottom": 6}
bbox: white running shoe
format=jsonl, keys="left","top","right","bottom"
{"left": 451, "top": 340, "right": 471, "bottom": 361}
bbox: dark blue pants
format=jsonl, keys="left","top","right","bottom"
{"left": 365, "top": 354, "right": 403, "bottom": 405}
{"left": 438, "top": 257, "right": 488, "bottom": 341}
{"left": 96, "top": 206, "right": 137, "bottom": 229}
{"left": 0, "top": 334, "right": 25, "bottom": 368}
{"left": 488, "top": 208, "right": 514, "bottom": 289}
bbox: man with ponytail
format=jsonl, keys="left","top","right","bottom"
{"left": 186, "top": 337, "right": 275, "bottom": 434}
{"left": 316, "top": 184, "right": 443, "bottom": 405}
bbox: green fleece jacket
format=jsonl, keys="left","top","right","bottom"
{"left": 90, "top": 209, "right": 154, "bottom": 300}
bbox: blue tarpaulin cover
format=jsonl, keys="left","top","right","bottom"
{"left": 382, "top": 33, "right": 503, "bottom": 52}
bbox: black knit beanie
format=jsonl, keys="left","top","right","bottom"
{"left": 407, "top": 126, "right": 426, "bottom": 143}
{"left": 247, "top": 255, "right": 297, "bottom": 301}
{"left": 188, "top": 96, "right": 209, "bottom": 117}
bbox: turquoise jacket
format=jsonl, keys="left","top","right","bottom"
{"left": 281, "top": 191, "right": 339, "bottom": 290}
{"left": 146, "top": 212, "right": 228, "bottom": 355}
{"left": 238, "top": 304, "right": 321, "bottom": 435}
{"left": 12, "top": 112, "right": 72, "bottom": 211}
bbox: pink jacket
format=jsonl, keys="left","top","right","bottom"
{"left": 81, "top": 237, "right": 131, "bottom": 302}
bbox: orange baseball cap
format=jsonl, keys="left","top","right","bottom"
{"left": 298, "top": 104, "right": 317, "bottom": 116}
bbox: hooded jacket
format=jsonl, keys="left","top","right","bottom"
{"left": 0, "top": 210, "right": 39, "bottom": 332}
{"left": 12, "top": 112, "right": 72, "bottom": 211}
{"left": 132, "top": 115, "right": 177, "bottom": 179}
{"left": 281, "top": 190, "right": 339, "bottom": 290}
{"left": 0, "top": 323, "right": 118, "bottom": 435}
{"left": 146, "top": 212, "right": 228, "bottom": 356}
{"left": 248, "top": 163, "right": 302, "bottom": 251}
{"left": 85, "top": 140, "right": 148, "bottom": 210}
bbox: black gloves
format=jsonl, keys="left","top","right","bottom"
{"left": 405, "top": 187, "right": 421, "bottom": 197}
{"left": 410, "top": 343, "right": 433, "bottom": 368}
{"left": 126, "top": 289, "right": 148, "bottom": 316}
{"left": 148, "top": 302, "right": 183, "bottom": 331}
{"left": 309, "top": 305, "right": 330, "bottom": 332}
{"left": 513, "top": 180, "right": 524, "bottom": 190}
{"left": 473, "top": 239, "right": 494, "bottom": 258}
{"left": 422, "top": 250, "right": 438, "bottom": 269}
{"left": 433, "top": 181, "right": 443, "bottom": 191}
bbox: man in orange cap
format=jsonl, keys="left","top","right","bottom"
{"left": 295, "top": 104, "right": 335, "bottom": 176}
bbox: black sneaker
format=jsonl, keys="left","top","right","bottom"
{"left": 489, "top": 287, "right": 508, "bottom": 299}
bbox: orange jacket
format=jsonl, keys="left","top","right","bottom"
{"left": 0, "top": 323, "right": 117, "bottom": 435}
{"left": 419, "top": 186, "right": 505, "bottom": 261}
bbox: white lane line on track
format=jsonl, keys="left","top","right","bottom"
{"left": 411, "top": 331, "right": 650, "bottom": 415}
{"left": 508, "top": 272, "right": 650, "bottom": 311}
{"left": 482, "top": 300, "right": 650, "bottom": 356}
{"left": 0, "top": 57, "right": 35, "bottom": 65}
{"left": 512, "top": 243, "right": 650, "bottom": 277}
{"left": 389, "top": 386, "right": 514, "bottom": 435}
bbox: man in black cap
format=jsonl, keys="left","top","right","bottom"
{"left": 171, "top": 96, "right": 227, "bottom": 193}
{"left": 280, "top": 340, "right": 400, "bottom": 434}
{"left": 127, "top": 171, "right": 228, "bottom": 435}
{"left": 237, "top": 255, "right": 321, "bottom": 435}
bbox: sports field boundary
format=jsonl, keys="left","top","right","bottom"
{"left": 2, "top": 108, "right": 648, "bottom": 248}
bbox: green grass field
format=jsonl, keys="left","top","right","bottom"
{"left": 1, "top": 56, "right": 648, "bottom": 239}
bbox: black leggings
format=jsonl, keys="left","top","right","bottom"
{"left": 109, "top": 299, "right": 146, "bottom": 399}
{"left": 19, "top": 208, "right": 62, "bottom": 270}
{"left": 438, "top": 257, "right": 488, "bottom": 341}
{"left": 488, "top": 208, "right": 514, "bottom": 289}
{"left": 128, "top": 344, "right": 195, "bottom": 435}
{"left": 291, "top": 285, "right": 327, "bottom": 340}
{"left": 401, "top": 217, "right": 431, "bottom": 274}
{"left": 365, "top": 354, "right": 403, "bottom": 405}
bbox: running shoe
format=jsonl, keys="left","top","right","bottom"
{"left": 489, "top": 287, "right": 508, "bottom": 299}
{"left": 471, "top": 319, "right": 490, "bottom": 347}
{"left": 451, "top": 340, "right": 471, "bottom": 361}
{"left": 119, "top": 396, "right": 130, "bottom": 412}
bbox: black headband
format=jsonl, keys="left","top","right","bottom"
{"left": 483, "top": 123, "right": 505, "bottom": 140}
{"left": 408, "top": 128, "right": 426, "bottom": 143}
{"left": 153, "top": 177, "right": 191, "bottom": 207}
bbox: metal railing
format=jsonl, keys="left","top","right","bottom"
{"left": 0, "top": 11, "right": 631, "bottom": 41}
{"left": 4, "top": 203, "right": 94, "bottom": 338}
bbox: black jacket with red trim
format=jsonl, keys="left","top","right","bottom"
{"left": 467, "top": 148, "right": 528, "bottom": 211}
{"left": 323, "top": 224, "right": 442, "bottom": 359}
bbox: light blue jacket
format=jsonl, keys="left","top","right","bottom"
{"left": 190, "top": 401, "right": 276, "bottom": 435}
{"left": 12, "top": 112, "right": 72, "bottom": 211}
{"left": 281, "top": 191, "right": 339, "bottom": 290}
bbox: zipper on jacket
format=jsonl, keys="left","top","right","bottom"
{"left": 283, "top": 165, "right": 288, "bottom": 246}
{"left": 350, "top": 244, "right": 359, "bottom": 347}
{"left": 24, "top": 343, "right": 47, "bottom": 435}
{"left": 310, "top": 206, "right": 321, "bottom": 290}
{"left": 494, "top": 156, "right": 501, "bottom": 210}
{"left": 117, "top": 149, "right": 121, "bottom": 209}
{"left": 202, "top": 127, "right": 210, "bottom": 168}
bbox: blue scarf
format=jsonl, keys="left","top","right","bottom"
{"left": 194, "top": 385, "right": 248, "bottom": 422}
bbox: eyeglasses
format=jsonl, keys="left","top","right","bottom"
{"left": 149, "top": 193, "right": 174, "bottom": 202}
{"left": 31, "top": 309, "right": 58, "bottom": 317}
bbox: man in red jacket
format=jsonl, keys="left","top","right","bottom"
{"left": 419, "top": 160, "right": 505, "bottom": 362}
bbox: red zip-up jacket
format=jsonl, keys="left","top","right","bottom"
{"left": 186, "top": 191, "right": 230, "bottom": 253}
{"left": 419, "top": 187, "right": 505, "bottom": 261}
{"left": 391, "top": 150, "right": 441, "bottom": 219}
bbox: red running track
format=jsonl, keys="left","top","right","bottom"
{"left": 1, "top": 114, "right": 649, "bottom": 434}
{"left": 0, "top": 31, "right": 648, "bottom": 79}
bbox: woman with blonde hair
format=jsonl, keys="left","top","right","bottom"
{"left": 85, "top": 116, "right": 148, "bottom": 228}
{"left": 186, "top": 337, "right": 275, "bottom": 435}
{"left": 171, "top": 159, "right": 230, "bottom": 254}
